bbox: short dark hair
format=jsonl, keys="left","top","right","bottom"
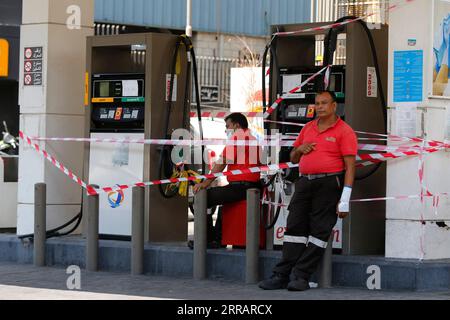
{"left": 224, "top": 112, "right": 249, "bottom": 129}
{"left": 316, "top": 90, "right": 337, "bottom": 102}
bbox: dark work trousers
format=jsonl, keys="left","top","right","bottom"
{"left": 273, "top": 174, "right": 344, "bottom": 281}
{"left": 205, "top": 183, "right": 261, "bottom": 242}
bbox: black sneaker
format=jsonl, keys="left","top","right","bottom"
{"left": 287, "top": 277, "right": 310, "bottom": 291}
{"left": 258, "top": 273, "right": 289, "bottom": 290}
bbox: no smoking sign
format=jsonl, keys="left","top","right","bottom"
{"left": 24, "top": 74, "right": 32, "bottom": 85}
{"left": 24, "top": 61, "right": 32, "bottom": 72}
{"left": 23, "top": 46, "right": 43, "bottom": 86}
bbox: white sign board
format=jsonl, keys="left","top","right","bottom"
{"left": 367, "top": 67, "right": 378, "bottom": 98}
{"left": 230, "top": 67, "right": 269, "bottom": 140}
{"left": 122, "top": 80, "right": 139, "bottom": 97}
{"left": 395, "top": 105, "right": 418, "bottom": 138}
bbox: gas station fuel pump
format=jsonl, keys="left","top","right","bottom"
{"left": 85, "top": 33, "right": 190, "bottom": 242}
{"left": 88, "top": 73, "right": 146, "bottom": 239}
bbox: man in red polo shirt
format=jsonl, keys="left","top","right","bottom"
{"left": 193, "top": 113, "right": 262, "bottom": 247}
{"left": 259, "top": 90, "right": 357, "bottom": 291}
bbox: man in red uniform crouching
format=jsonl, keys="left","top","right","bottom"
{"left": 192, "top": 113, "right": 263, "bottom": 248}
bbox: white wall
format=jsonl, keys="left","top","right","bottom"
{"left": 386, "top": 0, "right": 450, "bottom": 259}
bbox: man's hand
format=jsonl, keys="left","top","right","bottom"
{"left": 336, "top": 186, "right": 352, "bottom": 219}
{"left": 193, "top": 180, "right": 211, "bottom": 194}
{"left": 337, "top": 202, "right": 349, "bottom": 219}
{"left": 297, "top": 143, "right": 316, "bottom": 155}
{"left": 290, "top": 143, "right": 317, "bottom": 164}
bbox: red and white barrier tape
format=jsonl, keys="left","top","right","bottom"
{"left": 84, "top": 146, "right": 437, "bottom": 195}
{"left": 366, "top": 142, "right": 444, "bottom": 154}
{"left": 356, "top": 148, "right": 442, "bottom": 162}
{"left": 261, "top": 191, "right": 447, "bottom": 208}
{"left": 355, "top": 149, "right": 441, "bottom": 168}
{"left": 273, "top": 0, "right": 414, "bottom": 37}
{"left": 191, "top": 66, "right": 328, "bottom": 121}
{"left": 189, "top": 111, "right": 263, "bottom": 118}
{"left": 20, "top": 130, "right": 299, "bottom": 195}
{"left": 265, "top": 119, "right": 390, "bottom": 139}
{"left": 357, "top": 145, "right": 443, "bottom": 167}
{"left": 93, "top": 162, "right": 300, "bottom": 195}
{"left": 274, "top": 15, "right": 375, "bottom": 37}
{"left": 264, "top": 119, "right": 448, "bottom": 147}
{"left": 26, "top": 135, "right": 294, "bottom": 147}
{"left": 19, "top": 131, "right": 97, "bottom": 196}
{"left": 20, "top": 128, "right": 441, "bottom": 197}
{"left": 263, "top": 65, "right": 330, "bottom": 119}
{"left": 25, "top": 131, "right": 446, "bottom": 156}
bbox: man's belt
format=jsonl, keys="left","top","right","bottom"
{"left": 228, "top": 181, "right": 262, "bottom": 188}
{"left": 300, "top": 171, "right": 344, "bottom": 181}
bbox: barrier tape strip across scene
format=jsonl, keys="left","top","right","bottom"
{"left": 19, "top": 130, "right": 443, "bottom": 196}
{"left": 24, "top": 134, "right": 448, "bottom": 154}
{"left": 264, "top": 119, "right": 447, "bottom": 147}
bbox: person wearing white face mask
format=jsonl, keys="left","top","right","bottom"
{"left": 191, "top": 113, "right": 262, "bottom": 248}
{"left": 225, "top": 128, "right": 235, "bottom": 140}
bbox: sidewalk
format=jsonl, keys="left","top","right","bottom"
{"left": 0, "top": 262, "right": 449, "bottom": 300}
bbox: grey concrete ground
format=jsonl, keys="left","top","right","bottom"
{"left": 0, "top": 262, "right": 449, "bottom": 300}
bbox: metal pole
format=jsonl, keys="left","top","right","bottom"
{"left": 34, "top": 183, "right": 46, "bottom": 267}
{"left": 193, "top": 189, "right": 207, "bottom": 280}
{"left": 82, "top": 191, "right": 88, "bottom": 239}
{"left": 186, "top": 0, "right": 192, "bottom": 37}
{"left": 131, "top": 186, "right": 145, "bottom": 275}
{"left": 246, "top": 188, "right": 260, "bottom": 284}
{"left": 86, "top": 187, "right": 99, "bottom": 272}
{"left": 265, "top": 190, "right": 274, "bottom": 251}
{"left": 318, "top": 234, "right": 334, "bottom": 288}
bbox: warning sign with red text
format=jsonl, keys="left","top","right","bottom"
{"left": 24, "top": 47, "right": 43, "bottom": 86}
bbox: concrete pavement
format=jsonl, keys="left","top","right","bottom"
{"left": 0, "top": 262, "right": 449, "bottom": 300}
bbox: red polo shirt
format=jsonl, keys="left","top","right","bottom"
{"left": 221, "top": 129, "right": 261, "bottom": 183}
{"left": 293, "top": 118, "right": 357, "bottom": 174}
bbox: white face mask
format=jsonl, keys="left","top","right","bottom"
{"left": 225, "top": 129, "right": 235, "bottom": 139}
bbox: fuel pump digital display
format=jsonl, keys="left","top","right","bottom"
{"left": 90, "top": 73, "right": 145, "bottom": 132}
{"left": 93, "top": 79, "right": 144, "bottom": 98}
{"left": 279, "top": 66, "right": 346, "bottom": 122}
{"left": 98, "top": 107, "right": 141, "bottom": 121}
{"left": 99, "top": 82, "right": 110, "bottom": 97}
